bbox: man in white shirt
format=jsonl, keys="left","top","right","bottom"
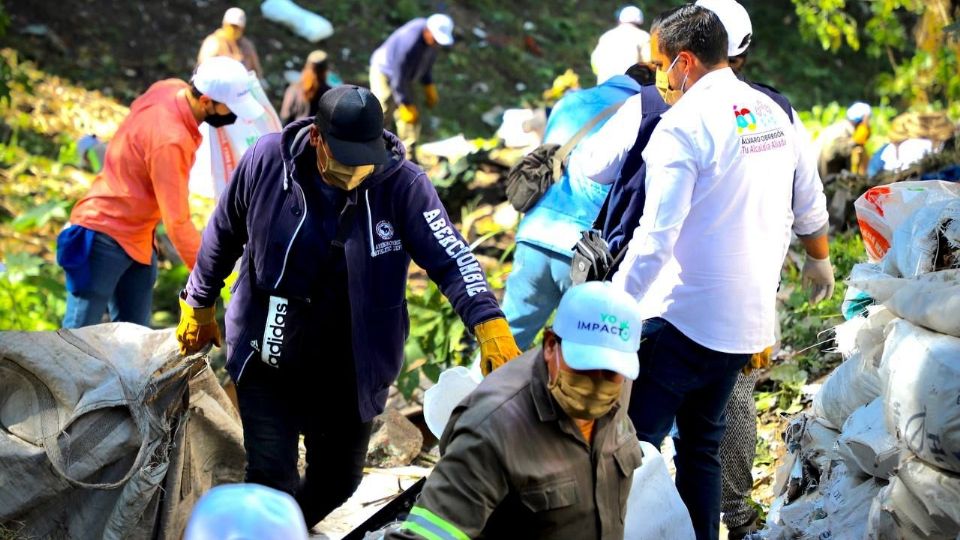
{"left": 610, "top": 6, "right": 830, "bottom": 540}
{"left": 591, "top": 6, "right": 652, "bottom": 85}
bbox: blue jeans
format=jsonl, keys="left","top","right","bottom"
{"left": 628, "top": 318, "right": 750, "bottom": 540}
{"left": 501, "top": 242, "right": 573, "bottom": 349}
{"left": 62, "top": 232, "right": 157, "bottom": 328}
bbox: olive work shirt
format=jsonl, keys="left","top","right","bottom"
{"left": 387, "top": 348, "right": 643, "bottom": 540}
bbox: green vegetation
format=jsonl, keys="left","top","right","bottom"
{"left": 399, "top": 281, "right": 469, "bottom": 399}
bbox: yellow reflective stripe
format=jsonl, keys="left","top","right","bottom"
{"left": 409, "top": 506, "right": 470, "bottom": 540}
{"left": 401, "top": 520, "right": 444, "bottom": 540}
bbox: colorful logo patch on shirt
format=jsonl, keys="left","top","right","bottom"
{"left": 737, "top": 100, "right": 788, "bottom": 154}
{"left": 734, "top": 105, "right": 758, "bottom": 134}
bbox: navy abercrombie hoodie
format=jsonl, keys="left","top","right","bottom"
{"left": 185, "top": 118, "right": 503, "bottom": 421}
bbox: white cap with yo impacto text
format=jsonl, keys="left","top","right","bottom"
{"left": 427, "top": 14, "right": 455, "bottom": 46}
{"left": 192, "top": 56, "right": 263, "bottom": 120}
{"left": 696, "top": 0, "right": 752, "bottom": 57}
{"left": 553, "top": 282, "right": 642, "bottom": 380}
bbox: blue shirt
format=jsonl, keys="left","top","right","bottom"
{"left": 515, "top": 75, "right": 642, "bottom": 256}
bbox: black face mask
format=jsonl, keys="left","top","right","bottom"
{"left": 205, "top": 111, "right": 238, "bottom": 128}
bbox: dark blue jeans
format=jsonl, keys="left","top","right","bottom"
{"left": 628, "top": 318, "right": 750, "bottom": 540}
{"left": 62, "top": 232, "right": 157, "bottom": 328}
{"left": 236, "top": 343, "right": 372, "bottom": 529}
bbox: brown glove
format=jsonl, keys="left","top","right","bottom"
{"left": 475, "top": 318, "right": 522, "bottom": 376}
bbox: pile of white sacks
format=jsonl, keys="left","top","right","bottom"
{"left": 760, "top": 181, "right": 960, "bottom": 539}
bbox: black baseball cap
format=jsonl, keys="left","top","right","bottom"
{"left": 315, "top": 85, "right": 390, "bottom": 166}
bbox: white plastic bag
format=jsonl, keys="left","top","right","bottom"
{"left": 775, "top": 491, "right": 826, "bottom": 538}
{"left": 422, "top": 366, "right": 481, "bottom": 439}
{"left": 497, "top": 108, "right": 543, "bottom": 149}
{"left": 813, "top": 308, "right": 894, "bottom": 428}
{"left": 866, "top": 454, "right": 960, "bottom": 539}
{"left": 841, "top": 263, "right": 883, "bottom": 320}
{"left": 837, "top": 399, "right": 901, "bottom": 479}
{"left": 820, "top": 472, "right": 882, "bottom": 540}
{"left": 260, "top": 0, "right": 334, "bottom": 42}
{"left": 189, "top": 74, "right": 281, "bottom": 199}
{"left": 851, "top": 269, "right": 960, "bottom": 338}
{"left": 854, "top": 180, "right": 960, "bottom": 262}
{"left": 623, "top": 441, "right": 695, "bottom": 539}
{"left": 881, "top": 199, "right": 960, "bottom": 278}
{"left": 882, "top": 319, "right": 960, "bottom": 473}
{"left": 813, "top": 354, "right": 881, "bottom": 429}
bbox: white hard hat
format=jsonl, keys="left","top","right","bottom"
{"left": 696, "top": 0, "right": 752, "bottom": 57}
{"left": 222, "top": 7, "right": 246, "bottom": 27}
{"left": 426, "top": 14, "right": 455, "bottom": 46}
{"left": 618, "top": 6, "right": 644, "bottom": 25}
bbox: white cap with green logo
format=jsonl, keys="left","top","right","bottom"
{"left": 553, "top": 282, "right": 642, "bottom": 380}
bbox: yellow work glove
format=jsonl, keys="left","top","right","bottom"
{"left": 176, "top": 294, "right": 221, "bottom": 356}
{"left": 743, "top": 346, "right": 773, "bottom": 375}
{"left": 398, "top": 103, "right": 419, "bottom": 124}
{"left": 475, "top": 318, "right": 522, "bottom": 376}
{"left": 852, "top": 123, "right": 871, "bottom": 146}
{"left": 424, "top": 84, "right": 439, "bottom": 108}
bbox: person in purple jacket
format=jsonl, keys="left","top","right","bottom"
{"left": 175, "top": 85, "right": 520, "bottom": 529}
{"left": 369, "top": 14, "right": 454, "bottom": 160}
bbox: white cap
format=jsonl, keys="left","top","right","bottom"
{"left": 223, "top": 7, "right": 246, "bottom": 27}
{"left": 185, "top": 484, "right": 308, "bottom": 540}
{"left": 426, "top": 14, "right": 455, "bottom": 46}
{"left": 846, "top": 102, "right": 872, "bottom": 123}
{"left": 192, "top": 56, "right": 263, "bottom": 120}
{"left": 696, "top": 0, "right": 752, "bottom": 57}
{"left": 553, "top": 282, "right": 642, "bottom": 380}
{"left": 618, "top": 6, "right": 644, "bottom": 25}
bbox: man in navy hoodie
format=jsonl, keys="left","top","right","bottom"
{"left": 369, "top": 14, "right": 455, "bottom": 158}
{"left": 176, "top": 85, "right": 520, "bottom": 528}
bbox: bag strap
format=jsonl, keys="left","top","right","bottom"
{"left": 603, "top": 243, "right": 630, "bottom": 280}
{"left": 552, "top": 99, "right": 628, "bottom": 180}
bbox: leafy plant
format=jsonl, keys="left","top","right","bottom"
{"left": 0, "top": 253, "right": 65, "bottom": 330}
{"left": 778, "top": 230, "right": 866, "bottom": 377}
{"left": 756, "top": 361, "right": 809, "bottom": 414}
{"left": 790, "top": 0, "right": 959, "bottom": 112}
{"left": 10, "top": 200, "right": 69, "bottom": 232}
{"left": 398, "top": 280, "right": 469, "bottom": 399}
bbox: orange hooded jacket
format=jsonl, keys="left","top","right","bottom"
{"left": 69, "top": 79, "right": 202, "bottom": 269}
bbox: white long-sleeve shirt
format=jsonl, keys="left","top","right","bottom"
{"left": 611, "top": 68, "right": 828, "bottom": 353}
{"left": 577, "top": 92, "right": 646, "bottom": 185}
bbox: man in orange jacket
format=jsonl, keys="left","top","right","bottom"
{"left": 58, "top": 56, "right": 263, "bottom": 328}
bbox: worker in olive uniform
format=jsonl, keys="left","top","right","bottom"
{"left": 388, "top": 282, "right": 643, "bottom": 540}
